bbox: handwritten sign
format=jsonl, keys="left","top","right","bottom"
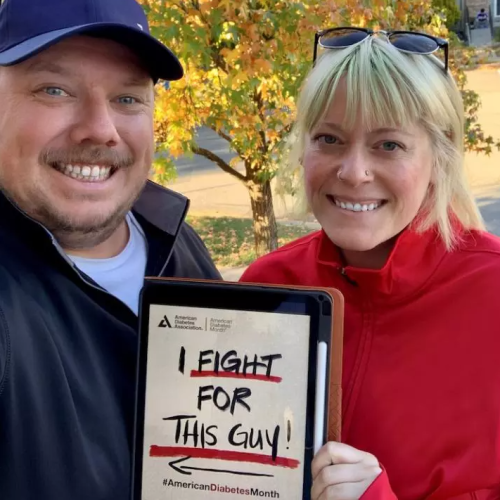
{"left": 141, "top": 304, "right": 311, "bottom": 499}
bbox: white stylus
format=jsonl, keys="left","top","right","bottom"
{"left": 313, "top": 341, "right": 328, "bottom": 455}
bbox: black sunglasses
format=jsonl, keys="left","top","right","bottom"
{"left": 313, "top": 27, "right": 449, "bottom": 72}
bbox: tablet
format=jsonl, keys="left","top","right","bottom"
{"left": 132, "top": 278, "right": 343, "bottom": 500}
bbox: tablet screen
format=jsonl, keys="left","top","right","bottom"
{"left": 140, "top": 303, "right": 311, "bottom": 500}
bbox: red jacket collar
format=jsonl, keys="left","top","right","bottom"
{"left": 317, "top": 227, "right": 451, "bottom": 299}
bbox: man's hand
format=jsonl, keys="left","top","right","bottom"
{"left": 311, "top": 442, "right": 382, "bottom": 500}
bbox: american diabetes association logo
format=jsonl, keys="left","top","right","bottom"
{"left": 157, "top": 313, "right": 233, "bottom": 333}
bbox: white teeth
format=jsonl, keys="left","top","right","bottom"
{"left": 334, "top": 198, "right": 381, "bottom": 212}
{"left": 55, "top": 163, "right": 113, "bottom": 182}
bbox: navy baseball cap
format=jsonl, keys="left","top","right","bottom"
{"left": 0, "top": 0, "right": 183, "bottom": 82}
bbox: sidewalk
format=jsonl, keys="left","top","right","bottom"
{"left": 220, "top": 266, "right": 248, "bottom": 281}
{"left": 470, "top": 27, "right": 492, "bottom": 47}
{"left": 464, "top": 67, "right": 500, "bottom": 235}
{"left": 170, "top": 168, "right": 304, "bottom": 221}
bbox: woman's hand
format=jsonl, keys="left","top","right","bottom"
{"left": 311, "top": 442, "right": 382, "bottom": 500}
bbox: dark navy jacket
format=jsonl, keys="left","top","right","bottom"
{"left": 0, "top": 181, "right": 220, "bottom": 499}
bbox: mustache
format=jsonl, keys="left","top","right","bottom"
{"left": 40, "top": 146, "right": 135, "bottom": 169}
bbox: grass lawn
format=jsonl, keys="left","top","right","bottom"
{"left": 186, "top": 216, "right": 316, "bottom": 268}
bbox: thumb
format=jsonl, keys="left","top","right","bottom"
{"left": 312, "top": 442, "right": 378, "bottom": 479}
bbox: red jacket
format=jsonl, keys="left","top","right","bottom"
{"left": 240, "top": 227, "right": 500, "bottom": 499}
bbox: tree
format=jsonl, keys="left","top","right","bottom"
{"left": 141, "top": 0, "right": 500, "bottom": 257}
{"left": 432, "top": 0, "right": 460, "bottom": 28}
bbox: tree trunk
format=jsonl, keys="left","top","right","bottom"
{"left": 247, "top": 178, "right": 278, "bottom": 257}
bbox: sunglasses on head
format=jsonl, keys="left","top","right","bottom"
{"left": 313, "top": 27, "right": 449, "bottom": 72}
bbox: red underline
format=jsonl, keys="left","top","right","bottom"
{"left": 190, "top": 370, "right": 282, "bottom": 383}
{"left": 150, "top": 445, "right": 299, "bottom": 469}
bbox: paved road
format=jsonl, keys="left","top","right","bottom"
{"left": 173, "top": 127, "right": 237, "bottom": 176}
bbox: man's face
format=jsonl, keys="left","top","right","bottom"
{"left": 0, "top": 36, "right": 155, "bottom": 249}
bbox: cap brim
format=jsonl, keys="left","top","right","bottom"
{"left": 0, "top": 23, "right": 183, "bottom": 81}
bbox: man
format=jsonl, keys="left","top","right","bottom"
{"left": 476, "top": 8, "right": 489, "bottom": 28}
{"left": 0, "top": 0, "right": 220, "bottom": 498}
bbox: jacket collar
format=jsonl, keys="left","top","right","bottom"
{"left": 317, "top": 226, "right": 451, "bottom": 301}
{"left": 133, "top": 180, "right": 189, "bottom": 236}
{"left": 0, "top": 180, "right": 189, "bottom": 240}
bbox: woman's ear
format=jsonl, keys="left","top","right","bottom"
{"left": 429, "top": 129, "right": 452, "bottom": 185}
{"left": 429, "top": 156, "right": 439, "bottom": 186}
{"left": 430, "top": 164, "right": 437, "bottom": 185}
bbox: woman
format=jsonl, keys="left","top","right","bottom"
{"left": 240, "top": 28, "right": 500, "bottom": 499}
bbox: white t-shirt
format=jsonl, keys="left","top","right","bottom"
{"left": 68, "top": 212, "right": 148, "bottom": 315}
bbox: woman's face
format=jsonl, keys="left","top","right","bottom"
{"left": 303, "top": 80, "right": 434, "bottom": 268}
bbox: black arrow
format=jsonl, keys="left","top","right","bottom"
{"left": 168, "top": 456, "right": 274, "bottom": 478}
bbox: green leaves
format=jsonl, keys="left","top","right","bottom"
{"left": 151, "top": 154, "right": 178, "bottom": 184}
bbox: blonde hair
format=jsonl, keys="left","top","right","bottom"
{"left": 282, "top": 36, "right": 484, "bottom": 249}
